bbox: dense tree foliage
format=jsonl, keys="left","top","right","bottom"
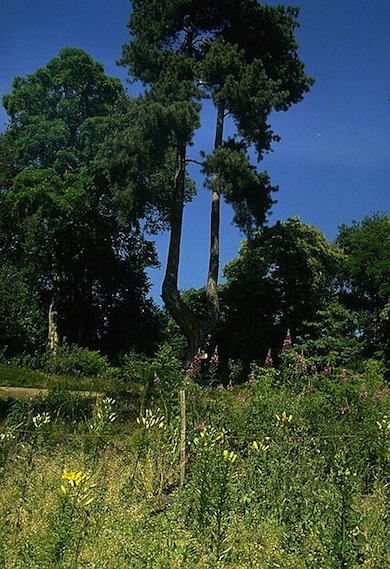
{"left": 218, "top": 218, "right": 351, "bottom": 368}
{"left": 336, "top": 213, "right": 390, "bottom": 364}
{"left": 118, "top": 0, "right": 314, "bottom": 359}
{"left": 0, "top": 48, "right": 161, "bottom": 358}
{"left": 0, "top": 261, "right": 46, "bottom": 356}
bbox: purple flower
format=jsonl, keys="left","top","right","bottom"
{"left": 373, "top": 387, "right": 390, "bottom": 401}
{"left": 209, "top": 346, "right": 219, "bottom": 374}
{"left": 294, "top": 351, "right": 307, "bottom": 376}
{"left": 340, "top": 369, "right": 348, "bottom": 382}
{"left": 193, "top": 350, "right": 202, "bottom": 372}
{"left": 153, "top": 372, "right": 161, "bottom": 387}
{"left": 235, "top": 391, "right": 245, "bottom": 403}
{"left": 322, "top": 363, "right": 332, "bottom": 376}
{"left": 282, "top": 329, "right": 292, "bottom": 350}
{"left": 185, "top": 349, "right": 203, "bottom": 378}
{"left": 264, "top": 349, "right": 273, "bottom": 368}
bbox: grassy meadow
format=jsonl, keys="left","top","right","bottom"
{"left": 1, "top": 356, "right": 390, "bottom": 568}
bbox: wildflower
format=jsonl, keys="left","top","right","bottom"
{"left": 275, "top": 411, "right": 293, "bottom": 426}
{"left": 216, "top": 383, "right": 225, "bottom": 391}
{"left": 61, "top": 469, "right": 87, "bottom": 488}
{"left": 196, "top": 422, "right": 206, "bottom": 432}
{"left": 185, "top": 349, "right": 203, "bottom": 378}
{"left": 247, "top": 372, "right": 256, "bottom": 385}
{"left": 322, "top": 363, "right": 332, "bottom": 376}
{"left": 0, "top": 431, "right": 15, "bottom": 442}
{"left": 153, "top": 372, "right": 161, "bottom": 387}
{"left": 294, "top": 351, "right": 307, "bottom": 376}
{"left": 340, "top": 369, "right": 348, "bottom": 382}
{"left": 251, "top": 440, "right": 269, "bottom": 453}
{"left": 32, "top": 412, "right": 51, "bottom": 428}
{"left": 377, "top": 415, "right": 390, "bottom": 431}
{"left": 193, "top": 426, "right": 226, "bottom": 448}
{"left": 235, "top": 391, "right": 245, "bottom": 403}
{"left": 60, "top": 470, "right": 95, "bottom": 506}
{"left": 264, "top": 349, "right": 273, "bottom": 368}
{"left": 223, "top": 449, "right": 237, "bottom": 464}
{"left": 282, "top": 329, "right": 292, "bottom": 350}
{"left": 89, "top": 397, "right": 117, "bottom": 432}
{"left": 209, "top": 346, "right": 219, "bottom": 374}
{"left": 340, "top": 401, "right": 350, "bottom": 415}
{"left": 226, "top": 379, "right": 234, "bottom": 391}
{"left": 373, "top": 387, "right": 390, "bottom": 401}
{"left": 137, "top": 408, "right": 165, "bottom": 430}
{"left": 304, "top": 381, "right": 314, "bottom": 394}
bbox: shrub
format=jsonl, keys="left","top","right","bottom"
{"left": 43, "top": 344, "right": 110, "bottom": 378}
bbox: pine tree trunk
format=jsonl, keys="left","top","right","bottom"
{"left": 162, "top": 144, "right": 204, "bottom": 362}
{"left": 206, "top": 99, "right": 225, "bottom": 326}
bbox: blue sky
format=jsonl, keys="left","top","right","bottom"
{"left": 1, "top": 1, "right": 389, "bottom": 301}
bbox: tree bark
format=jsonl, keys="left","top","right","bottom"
{"left": 48, "top": 270, "right": 60, "bottom": 352}
{"left": 206, "top": 99, "right": 225, "bottom": 326}
{"left": 162, "top": 144, "right": 203, "bottom": 362}
{"left": 162, "top": 101, "right": 226, "bottom": 362}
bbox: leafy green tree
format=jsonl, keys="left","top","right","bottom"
{"left": 219, "top": 218, "right": 349, "bottom": 368}
{"left": 0, "top": 48, "right": 160, "bottom": 357}
{"left": 118, "top": 0, "right": 314, "bottom": 360}
{"left": 0, "top": 261, "right": 46, "bottom": 357}
{"left": 336, "top": 213, "right": 390, "bottom": 365}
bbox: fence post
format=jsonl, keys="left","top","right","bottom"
{"left": 180, "top": 389, "right": 186, "bottom": 486}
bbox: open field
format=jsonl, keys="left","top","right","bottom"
{"left": 1, "top": 360, "right": 390, "bottom": 568}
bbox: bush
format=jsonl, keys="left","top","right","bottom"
{"left": 43, "top": 344, "right": 110, "bottom": 378}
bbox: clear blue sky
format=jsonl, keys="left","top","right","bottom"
{"left": 1, "top": 1, "right": 389, "bottom": 301}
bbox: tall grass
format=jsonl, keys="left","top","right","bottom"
{"left": 1, "top": 358, "right": 390, "bottom": 568}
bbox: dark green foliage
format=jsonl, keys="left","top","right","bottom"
{"left": 0, "top": 48, "right": 161, "bottom": 359}
{"left": 219, "top": 218, "right": 351, "bottom": 370}
{"left": 42, "top": 344, "right": 110, "bottom": 379}
{"left": 336, "top": 213, "right": 390, "bottom": 365}
{"left": 0, "top": 262, "right": 46, "bottom": 357}
{"left": 118, "top": 0, "right": 313, "bottom": 358}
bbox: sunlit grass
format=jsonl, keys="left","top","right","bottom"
{"left": 1, "top": 359, "right": 390, "bottom": 567}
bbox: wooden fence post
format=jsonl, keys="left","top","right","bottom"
{"left": 180, "top": 389, "right": 186, "bottom": 486}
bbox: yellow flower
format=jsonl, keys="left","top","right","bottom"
{"left": 137, "top": 408, "right": 165, "bottom": 430}
{"left": 32, "top": 412, "right": 51, "bottom": 428}
{"left": 275, "top": 411, "right": 293, "bottom": 425}
{"left": 251, "top": 440, "right": 269, "bottom": 453}
{"left": 223, "top": 449, "right": 237, "bottom": 463}
{"left": 61, "top": 469, "right": 87, "bottom": 487}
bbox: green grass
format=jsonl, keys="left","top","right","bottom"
{"left": 1, "top": 358, "right": 390, "bottom": 567}
{"left": 0, "top": 363, "right": 48, "bottom": 389}
{"left": 0, "top": 362, "right": 132, "bottom": 394}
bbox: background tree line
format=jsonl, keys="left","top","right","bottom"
{"left": 0, "top": 0, "right": 388, "bottom": 376}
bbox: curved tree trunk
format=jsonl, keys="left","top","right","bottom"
{"left": 162, "top": 144, "right": 204, "bottom": 362}
{"left": 162, "top": 101, "right": 226, "bottom": 363}
{"left": 206, "top": 99, "right": 225, "bottom": 326}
